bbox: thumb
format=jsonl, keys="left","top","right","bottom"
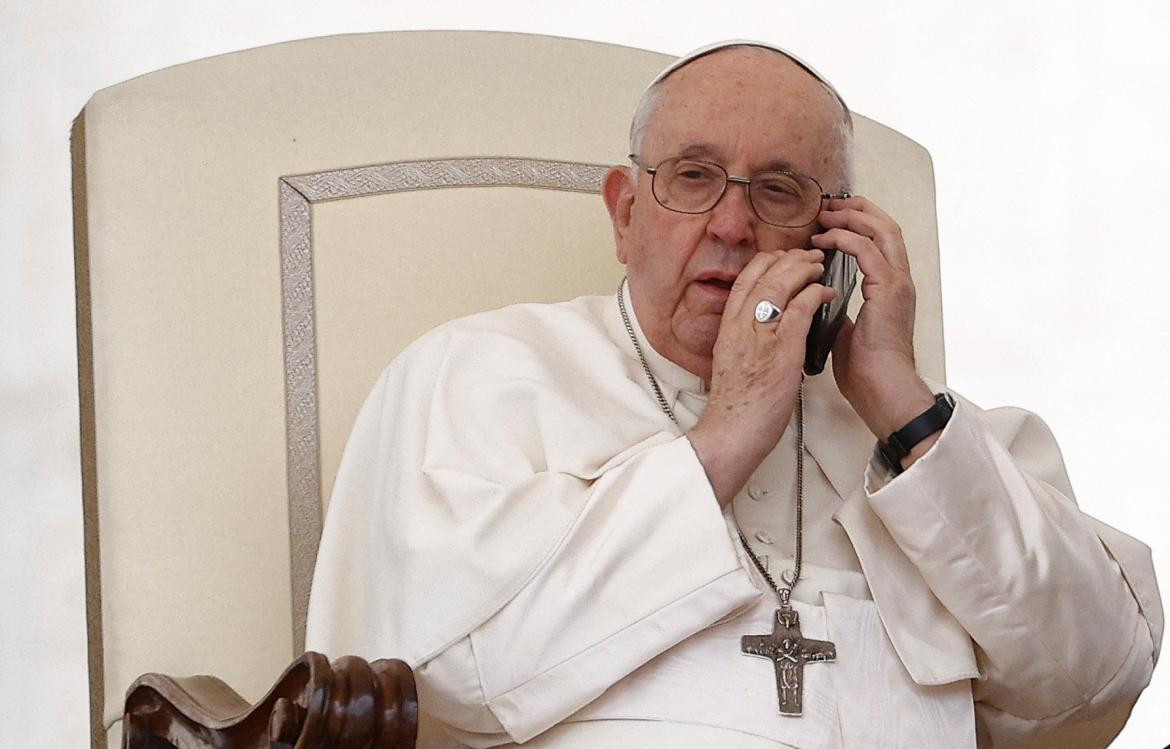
{"left": 830, "top": 316, "right": 855, "bottom": 372}
{"left": 833, "top": 316, "right": 855, "bottom": 351}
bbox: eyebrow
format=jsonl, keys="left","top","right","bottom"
{"left": 676, "top": 142, "right": 799, "bottom": 173}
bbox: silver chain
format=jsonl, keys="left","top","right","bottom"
{"left": 616, "top": 278, "right": 804, "bottom": 604}
{"left": 617, "top": 279, "right": 678, "bottom": 425}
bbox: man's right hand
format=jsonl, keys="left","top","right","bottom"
{"left": 686, "top": 248, "right": 836, "bottom": 506}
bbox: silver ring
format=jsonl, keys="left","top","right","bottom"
{"left": 754, "top": 300, "right": 783, "bottom": 324}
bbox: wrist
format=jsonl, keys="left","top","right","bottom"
{"left": 899, "top": 431, "right": 941, "bottom": 471}
{"left": 850, "top": 374, "right": 936, "bottom": 440}
{"left": 687, "top": 421, "right": 767, "bottom": 507}
{"left": 878, "top": 392, "right": 954, "bottom": 474}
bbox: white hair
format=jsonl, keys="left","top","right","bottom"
{"left": 628, "top": 44, "right": 855, "bottom": 190}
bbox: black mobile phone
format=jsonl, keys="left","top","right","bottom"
{"left": 803, "top": 249, "right": 858, "bottom": 376}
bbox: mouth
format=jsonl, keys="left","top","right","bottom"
{"left": 694, "top": 273, "right": 737, "bottom": 295}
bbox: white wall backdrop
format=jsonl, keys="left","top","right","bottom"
{"left": 2, "top": 1, "right": 1167, "bottom": 746}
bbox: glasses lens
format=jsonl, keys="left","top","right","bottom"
{"left": 653, "top": 158, "right": 726, "bottom": 213}
{"left": 749, "top": 172, "right": 821, "bottom": 227}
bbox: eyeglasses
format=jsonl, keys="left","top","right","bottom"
{"left": 628, "top": 154, "right": 850, "bottom": 228}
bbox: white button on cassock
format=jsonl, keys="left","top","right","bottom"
{"left": 754, "top": 530, "right": 774, "bottom": 544}
{"left": 748, "top": 484, "right": 768, "bottom": 501}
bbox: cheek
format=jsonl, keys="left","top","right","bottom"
{"left": 628, "top": 215, "right": 698, "bottom": 283}
{"left": 763, "top": 226, "right": 818, "bottom": 250}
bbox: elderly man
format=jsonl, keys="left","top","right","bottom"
{"left": 307, "top": 42, "right": 1161, "bottom": 747}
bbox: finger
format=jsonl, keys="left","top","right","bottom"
{"left": 726, "top": 248, "right": 823, "bottom": 320}
{"left": 829, "top": 315, "right": 855, "bottom": 370}
{"left": 816, "top": 207, "right": 885, "bottom": 241}
{"left": 825, "top": 194, "right": 896, "bottom": 226}
{"left": 832, "top": 316, "right": 855, "bottom": 352}
{"left": 819, "top": 201, "right": 909, "bottom": 271}
{"left": 745, "top": 253, "right": 827, "bottom": 325}
{"left": 771, "top": 281, "right": 835, "bottom": 347}
{"left": 724, "top": 251, "right": 783, "bottom": 321}
{"left": 809, "top": 228, "right": 891, "bottom": 282}
{"left": 754, "top": 249, "right": 827, "bottom": 301}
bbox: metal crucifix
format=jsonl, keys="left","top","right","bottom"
{"left": 741, "top": 606, "right": 836, "bottom": 715}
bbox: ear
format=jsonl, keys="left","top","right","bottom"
{"left": 602, "top": 165, "right": 636, "bottom": 264}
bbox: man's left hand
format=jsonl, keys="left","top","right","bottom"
{"left": 811, "top": 196, "right": 938, "bottom": 451}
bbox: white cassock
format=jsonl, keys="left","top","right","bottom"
{"left": 306, "top": 283, "right": 1163, "bottom": 748}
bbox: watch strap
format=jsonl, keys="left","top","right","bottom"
{"left": 879, "top": 392, "right": 955, "bottom": 473}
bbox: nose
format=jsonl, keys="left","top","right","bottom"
{"left": 705, "top": 180, "right": 756, "bottom": 248}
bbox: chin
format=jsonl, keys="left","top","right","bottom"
{"left": 676, "top": 331, "right": 718, "bottom": 372}
{"left": 678, "top": 316, "right": 720, "bottom": 352}
{"left": 658, "top": 313, "right": 719, "bottom": 376}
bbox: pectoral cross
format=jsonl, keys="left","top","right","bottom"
{"left": 741, "top": 605, "right": 836, "bottom": 715}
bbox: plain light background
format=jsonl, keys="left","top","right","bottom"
{"left": 2, "top": 1, "right": 1167, "bottom": 746}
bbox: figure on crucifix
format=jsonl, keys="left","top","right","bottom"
{"left": 742, "top": 607, "right": 836, "bottom": 715}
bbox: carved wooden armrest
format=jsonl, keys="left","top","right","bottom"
{"left": 123, "top": 652, "right": 417, "bottom": 748}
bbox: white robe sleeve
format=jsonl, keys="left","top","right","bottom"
{"left": 862, "top": 395, "right": 1162, "bottom": 747}
{"left": 417, "top": 432, "right": 761, "bottom": 746}
{"left": 306, "top": 313, "right": 761, "bottom": 746}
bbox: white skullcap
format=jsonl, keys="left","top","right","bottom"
{"left": 644, "top": 39, "right": 849, "bottom": 113}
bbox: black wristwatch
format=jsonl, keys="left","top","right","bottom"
{"left": 878, "top": 392, "right": 955, "bottom": 474}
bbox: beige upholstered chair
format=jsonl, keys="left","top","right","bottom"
{"left": 71, "top": 30, "right": 944, "bottom": 747}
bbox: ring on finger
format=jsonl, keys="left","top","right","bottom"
{"left": 753, "top": 300, "right": 783, "bottom": 324}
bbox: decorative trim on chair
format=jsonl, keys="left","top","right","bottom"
{"left": 283, "top": 157, "right": 609, "bottom": 201}
{"left": 278, "top": 157, "right": 608, "bottom": 653}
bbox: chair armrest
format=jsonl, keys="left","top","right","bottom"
{"left": 123, "top": 651, "right": 417, "bottom": 748}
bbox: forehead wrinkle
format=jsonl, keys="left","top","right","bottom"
{"left": 674, "top": 142, "right": 802, "bottom": 174}
{"left": 654, "top": 120, "right": 829, "bottom": 178}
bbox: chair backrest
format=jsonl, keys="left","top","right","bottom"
{"left": 72, "top": 30, "right": 943, "bottom": 747}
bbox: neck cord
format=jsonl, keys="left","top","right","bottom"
{"left": 617, "top": 278, "right": 804, "bottom": 605}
